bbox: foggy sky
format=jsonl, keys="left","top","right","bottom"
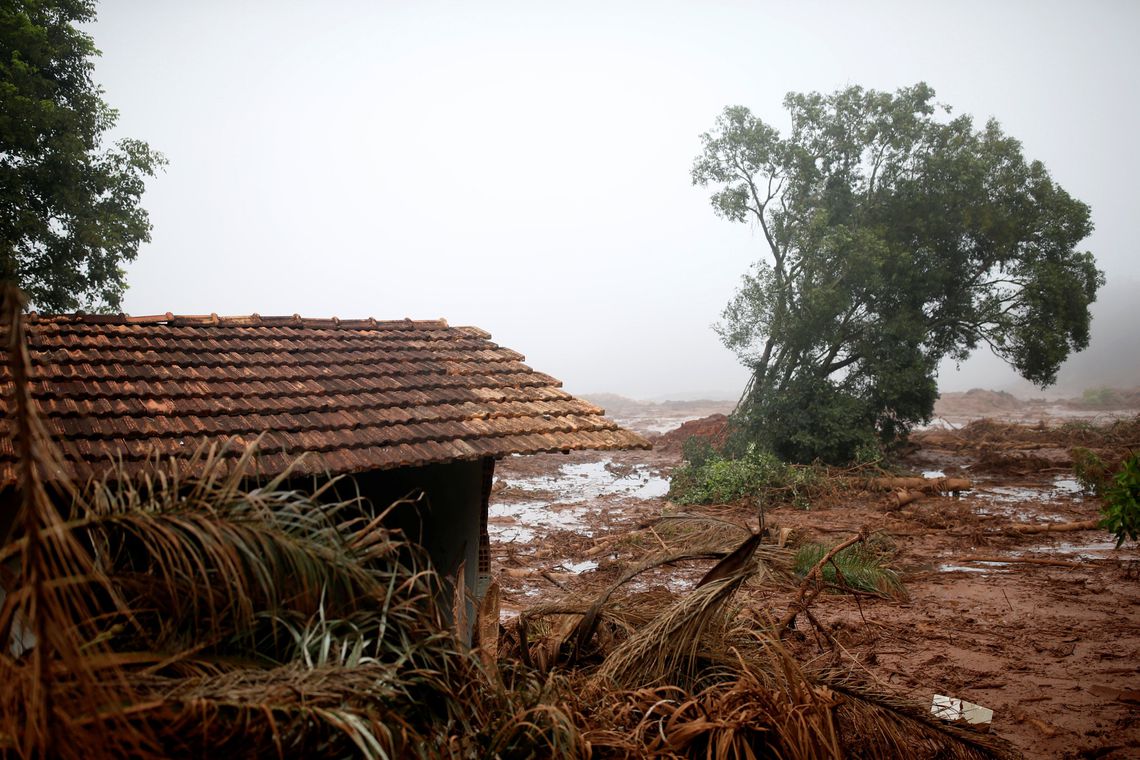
{"left": 88, "top": 0, "right": 1139, "bottom": 400}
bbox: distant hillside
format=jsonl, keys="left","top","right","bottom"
{"left": 580, "top": 393, "right": 735, "bottom": 436}
{"left": 932, "top": 385, "right": 1140, "bottom": 424}
{"left": 582, "top": 393, "right": 735, "bottom": 418}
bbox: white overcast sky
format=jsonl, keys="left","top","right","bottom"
{"left": 88, "top": 0, "right": 1139, "bottom": 400}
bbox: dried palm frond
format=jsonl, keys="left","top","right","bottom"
{"left": 0, "top": 286, "right": 157, "bottom": 758}
{"left": 821, "top": 669, "right": 1019, "bottom": 760}
{"left": 579, "top": 517, "right": 790, "bottom": 636}
{"left": 589, "top": 616, "right": 1017, "bottom": 760}
{"left": 695, "top": 531, "right": 763, "bottom": 588}
{"left": 97, "top": 502, "right": 430, "bottom": 659}
{"left": 511, "top": 520, "right": 793, "bottom": 669}
{"left": 596, "top": 568, "right": 753, "bottom": 689}
{"left": 594, "top": 669, "right": 842, "bottom": 760}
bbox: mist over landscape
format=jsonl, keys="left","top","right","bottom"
{"left": 6, "top": 3, "right": 1140, "bottom": 757}
{"left": 80, "top": 0, "right": 1138, "bottom": 402}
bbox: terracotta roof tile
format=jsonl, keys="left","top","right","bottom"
{"left": 1, "top": 314, "right": 649, "bottom": 484}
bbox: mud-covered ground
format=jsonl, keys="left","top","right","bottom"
{"left": 489, "top": 397, "right": 1140, "bottom": 759}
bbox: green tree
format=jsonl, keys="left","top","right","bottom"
{"left": 693, "top": 83, "right": 1103, "bottom": 463}
{"left": 1, "top": 0, "right": 164, "bottom": 312}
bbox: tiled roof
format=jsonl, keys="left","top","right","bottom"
{"left": 0, "top": 314, "right": 649, "bottom": 484}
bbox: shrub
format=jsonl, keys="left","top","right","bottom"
{"left": 1081, "top": 386, "right": 1122, "bottom": 408}
{"left": 794, "top": 539, "right": 905, "bottom": 599}
{"left": 681, "top": 435, "right": 719, "bottom": 468}
{"left": 1100, "top": 452, "right": 1140, "bottom": 548}
{"left": 669, "top": 445, "right": 821, "bottom": 508}
{"left": 1072, "top": 446, "right": 1112, "bottom": 495}
{"left": 729, "top": 375, "right": 888, "bottom": 465}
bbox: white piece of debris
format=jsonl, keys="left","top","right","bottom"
{"left": 931, "top": 694, "right": 994, "bottom": 725}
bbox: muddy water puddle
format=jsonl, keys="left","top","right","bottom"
{"left": 614, "top": 414, "right": 707, "bottom": 435}
{"left": 967, "top": 476, "right": 1086, "bottom": 523}
{"left": 938, "top": 563, "right": 1011, "bottom": 574}
{"left": 489, "top": 457, "right": 669, "bottom": 543}
{"left": 975, "top": 478, "right": 1083, "bottom": 501}
{"left": 1025, "top": 539, "right": 1120, "bottom": 560}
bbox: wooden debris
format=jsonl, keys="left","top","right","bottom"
{"left": 862, "top": 476, "right": 973, "bottom": 493}
{"left": 779, "top": 530, "right": 866, "bottom": 636}
{"left": 1012, "top": 709, "right": 1058, "bottom": 738}
{"left": 451, "top": 561, "right": 469, "bottom": 641}
{"left": 584, "top": 535, "right": 621, "bottom": 557}
{"left": 1010, "top": 519, "right": 1101, "bottom": 535}
{"left": 541, "top": 571, "right": 568, "bottom": 590}
{"left": 1088, "top": 685, "right": 1140, "bottom": 705}
{"left": 885, "top": 489, "right": 923, "bottom": 510}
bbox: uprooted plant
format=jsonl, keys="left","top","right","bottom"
{"left": 793, "top": 535, "right": 906, "bottom": 600}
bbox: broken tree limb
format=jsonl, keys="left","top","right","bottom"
{"left": 885, "top": 489, "right": 923, "bottom": 510}
{"left": 1009, "top": 519, "right": 1101, "bottom": 535}
{"left": 779, "top": 530, "right": 866, "bottom": 636}
{"left": 541, "top": 571, "right": 568, "bottom": 590}
{"left": 583, "top": 537, "right": 618, "bottom": 558}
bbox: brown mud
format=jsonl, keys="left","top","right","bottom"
{"left": 489, "top": 396, "right": 1140, "bottom": 759}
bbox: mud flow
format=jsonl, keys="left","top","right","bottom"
{"left": 490, "top": 396, "right": 1140, "bottom": 759}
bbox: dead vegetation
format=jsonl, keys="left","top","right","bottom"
{"left": 502, "top": 510, "right": 1014, "bottom": 759}
{"left": 1, "top": 289, "right": 1023, "bottom": 758}
{"left": 15, "top": 286, "right": 1140, "bottom": 756}
{"left": 912, "top": 417, "right": 1140, "bottom": 477}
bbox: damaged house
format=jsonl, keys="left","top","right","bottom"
{"left": 0, "top": 313, "right": 649, "bottom": 633}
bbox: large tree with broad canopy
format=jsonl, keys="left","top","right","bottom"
{"left": 693, "top": 83, "right": 1102, "bottom": 463}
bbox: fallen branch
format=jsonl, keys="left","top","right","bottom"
{"left": 860, "top": 477, "right": 972, "bottom": 493}
{"left": 955, "top": 555, "right": 1082, "bottom": 569}
{"left": 584, "top": 535, "right": 621, "bottom": 558}
{"left": 1009, "top": 519, "right": 1100, "bottom": 535}
{"left": 541, "top": 571, "right": 568, "bottom": 590}
{"left": 779, "top": 530, "right": 866, "bottom": 636}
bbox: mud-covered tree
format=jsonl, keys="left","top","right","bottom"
{"left": 1, "top": 0, "right": 164, "bottom": 312}
{"left": 694, "top": 83, "right": 1102, "bottom": 463}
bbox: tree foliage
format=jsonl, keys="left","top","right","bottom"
{"left": 1100, "top": 452, "right": 1140, "bottom": 548}
{"left": 693, "top": 83, "right": 1103, "bottom": 463}
{"left": 1, "top": 0, "right": 164, "bottom": 312}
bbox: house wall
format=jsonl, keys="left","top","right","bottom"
{"left": 347, "top": 457, "right": 493, "bottom": 642}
